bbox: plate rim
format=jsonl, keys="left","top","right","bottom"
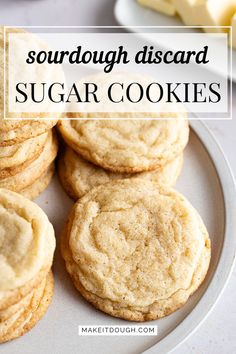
{"left": 140, "top": 119, "right": 236, "bottom": 354}
{"left": 114, "top": 3, "right": 236, "bottom": 351}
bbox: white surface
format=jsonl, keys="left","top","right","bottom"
{"left": 0, "top": 1, "right": 236, "bottom": 353}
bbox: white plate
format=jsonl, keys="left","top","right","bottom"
{"left": 114, "top": 0, "right": 236, "bottom": 82}
{"left": 1, "top": 120, "right": 236, "bottom": 354}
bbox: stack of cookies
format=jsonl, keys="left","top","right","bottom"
{"left": 0, "top": 26, "right": 60, "bottom": 199}
{"left": 0, "top": 126, "right": 58, "bottom": 199}
{"left": 61, "top": 179, "right": 211, "bottom": 321}
{"left": 0, "top": 188, "right": 56, "bottom": 342}
{"left": 57, "top": 117, "right": 189, "bottom": 200}
{"left": 58, "top": 101, "right": 211, "bottom": 322}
